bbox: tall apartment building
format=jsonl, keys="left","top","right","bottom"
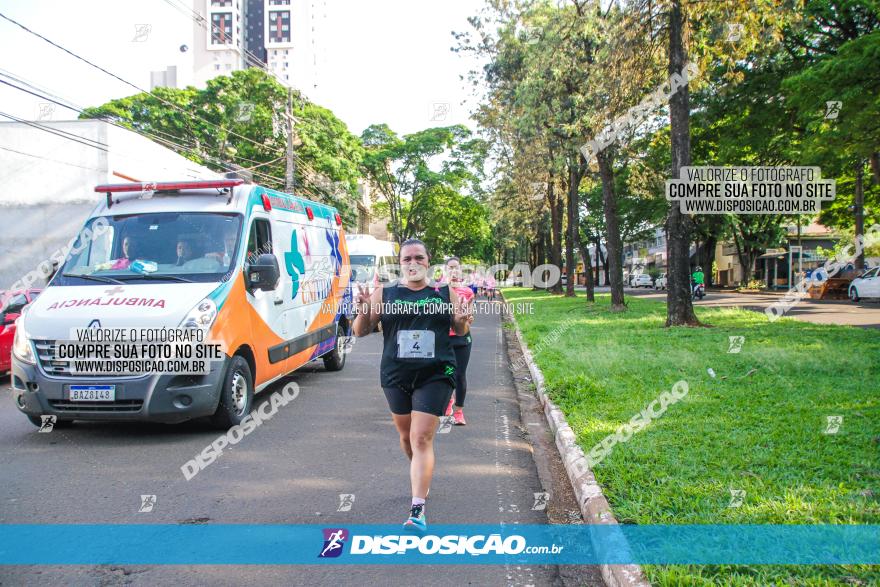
{"left": 190, "top": 0, "right": 313, "bottom": 88}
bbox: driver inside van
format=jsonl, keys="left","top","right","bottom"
{"left": 206, "top": 227, "right": 238, "bottom": 266}
{"left": 96, "top": 235, "right": 138, "bottom": 271}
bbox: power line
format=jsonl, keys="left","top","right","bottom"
{"left": 0, "top": 110, "right": 108, "bottom": 151}
{"left": 153, "top": 0, "right": 335, "bottom": 182}
{"left": 0, "top": 14, "right": 338, "bottom": 199}
{"left": 0, "top": 10, "right": 285, "bottom": 159}
{"left": 0, "top": 68, "right": 81, "bottom": 111}
{"left": 0, "top": 68, "right": 278, "bottom": 175}
{"left": 0, "top": 76, "right": 86, "bottom": 120}
{"left": 0, "top": 73, "right": 296, "bottom": 189}
{"left": 0, "top": 144, "right": 106, "bottom": 172}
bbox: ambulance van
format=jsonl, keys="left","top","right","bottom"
{"left": 10, "top": 179, "right": 353, "bottom": 428}
{"left": 346, "top": 234, "right": 398, "bottom": 290}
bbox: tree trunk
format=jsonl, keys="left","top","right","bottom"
{"left": 548, "top": 174, "right": 564, "bottom": 294}
{"left": 566, "top": 162, "right": 580, "bottom": 297}
{"left": 665, "top": 0, "right": 699, "bottom": 326}
{"left": 555, "top": 193, "right": 565, "bottom": 294}
{"left": 702, "top": 237, "right": 717, "bottom": 287}
{"left": 579, "top": 238, "right": 595, "bottom": 302}
{"left": 597, "top": 151, "right": 625, "bottom": 310}
{"left": 855, "top": 160, "right": 865, "bottom": 271}
{"left": 536, "top": 217, "right": 548, "bottom": 290}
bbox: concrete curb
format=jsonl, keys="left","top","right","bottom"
{"left": 501, "top": 297, "right": 651, "bottom": 587}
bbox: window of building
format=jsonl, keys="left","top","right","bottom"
{"left": 211, "top": 0, "right": 232, "bottom": 6}
{"left": 211, "top": 12, "right": 233, "bottom": 44}
{"left": 269, "top": 0, "right": 291, "bottom": 5}
{"left": 267, "top": 10, "right": 291, "bottom": 43}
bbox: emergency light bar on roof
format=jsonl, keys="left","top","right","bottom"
{"left": 95, "top": 179, "right": 244, "bottom": 208}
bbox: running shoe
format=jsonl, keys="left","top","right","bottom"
{"left": 445, "top": 396, "right": 455, "bottom": 417}
{"left": 404, "top": 504, "right": 427, "bottom": 531}
{"left": 453, "top": 410, "right": 466, "bottom": 426}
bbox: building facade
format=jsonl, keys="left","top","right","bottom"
{"left": 189, "top": 0, "right": 314, "bottom": 89}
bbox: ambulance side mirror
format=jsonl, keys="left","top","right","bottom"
{"left": 245, "top": 253, "right": 280, "bottom": 292}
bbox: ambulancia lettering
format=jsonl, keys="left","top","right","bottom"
{"left": 45, "top": 298, "right": 167, "bottom": 310}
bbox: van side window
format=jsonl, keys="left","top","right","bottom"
{"left": 246, "top": 219, "right": 272, "bottom": 264}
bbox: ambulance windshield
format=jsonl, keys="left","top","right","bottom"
{"left": 349, "top": 254, "right": 377, "bottom": 282}
{"left": 55, "top": 212, "right": 243, "bottom": 285}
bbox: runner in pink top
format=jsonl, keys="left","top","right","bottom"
{"left": 443, "top": 257, "right": 474, "bottom": 425}
{"left": 485, "top": 274, "right": 497, "bottom": 301}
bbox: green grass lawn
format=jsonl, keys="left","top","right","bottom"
{"left": 503, "top": 288, "right": 880, "bottom": 586}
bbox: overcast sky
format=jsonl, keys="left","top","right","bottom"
{"left": 0, "top": 0, "right": 487, "bottom": 137}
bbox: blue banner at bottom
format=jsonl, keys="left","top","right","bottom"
{"left": 0, "top": 524, "right": 876, "bottom": 565}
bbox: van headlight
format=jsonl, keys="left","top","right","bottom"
{"left": 180, "top": 297, "right": 217, "bottom": 330}
{"left": 12, "top": 318, "right": 35, "bottom": 364}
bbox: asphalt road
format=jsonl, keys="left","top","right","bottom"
{"left": 0, "top": 305, "right": 601, "bottom": 586}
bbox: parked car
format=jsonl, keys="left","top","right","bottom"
{"left": 654, "top": 273, "right": 667, "bottom": 290}
{"left": 631, "top": 273, "right": 654, "bottom": 288}
{"left": 0, "top": 289, "right": 42, "bottom": 373}
{"left": 849, "top": 266, "right": 880, "bottom": 302}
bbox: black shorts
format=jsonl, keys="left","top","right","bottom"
{"left": 382, "top": 379, "right": 454, "bottom": 417}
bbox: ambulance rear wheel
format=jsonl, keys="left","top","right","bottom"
{"left": 210, "top": 356, "right": 254, "bottom": 429}
{"left": 322, "top": 324, "right": 347, "bottom": 372}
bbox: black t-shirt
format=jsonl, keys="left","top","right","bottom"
{"left": 379, "top": 283, "right": 457, "bottom": 390}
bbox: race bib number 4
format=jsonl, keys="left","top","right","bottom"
{"left": 397, "top": 330, "right": 435, "bottom": 359}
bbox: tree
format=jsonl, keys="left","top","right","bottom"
{"left": 81, "top": 68, "right": 364, "bottom": 223}
{"left": 420, "top": 184, "right": 492, "bottom": 259}
{"left": 615, "top": 0, "right": 798, "bottom": 323}
{"left": 359, "top": 124, "right": 487, "bottom": 247}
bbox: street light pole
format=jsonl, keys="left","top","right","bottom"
{"left": 285, "top": 87, "right": 296, "bottom": 193}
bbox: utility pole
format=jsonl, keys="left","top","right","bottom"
{"left": 285, "top": 87, "right": 296, "bottom": 193}
{"left": 854, "top": 160, "right": 865, "bottom": 271}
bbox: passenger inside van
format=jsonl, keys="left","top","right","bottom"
{"left": 175, "top": 240, "right": 196, "bottom": 266}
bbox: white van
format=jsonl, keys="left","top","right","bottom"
{"left": 345, "top": 234, "right": 398, "bottom": 290}
{"left": 10, "top": 179, "right": 353, "bottom": 428}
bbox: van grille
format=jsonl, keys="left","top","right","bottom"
{"left": 34, "top": 340, "right": 75, "bottom": 376}
{"left": 34, "top": 340, "right": 143, "bottom": 379}
{"left": 48, "top": 399, "right": 143, "bottom": 413}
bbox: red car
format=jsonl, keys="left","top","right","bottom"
{"left": 0, "top": 289, "right": 42, "bottom": 373}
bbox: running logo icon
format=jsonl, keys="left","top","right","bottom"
{"left": 38, "top": 415, "right": 56, "bottom": 433}
{"left": 318, "top": 528, "right": 348, "bottom": 558}
{"left": 727, "top": 336, "right": 745, "bottom": 353}
{"left": 337, "top": 494, "right": 355, "bottom": 512}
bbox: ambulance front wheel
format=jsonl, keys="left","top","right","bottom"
{"left": 210, "top": 355, "right": 254, "bottom": 429}
{"left": 322, "top": 323, "right": 347, "bottom": 372}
